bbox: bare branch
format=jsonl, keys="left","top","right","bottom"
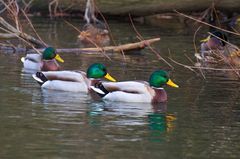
{"left": 169, "top": 57, "right": 240, "bottom": 71}
{"left": 175, "top": 10, "right": 240, "bottom": 36}
{"left": 128, "top": 14, "right": 174, "bottom": 69}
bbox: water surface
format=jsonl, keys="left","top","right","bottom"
{"left": 0, "top": 18, "right": 239, "bottom": 159}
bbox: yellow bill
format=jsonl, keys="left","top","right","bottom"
{"left": 104, "top": 73, "right": 116, "bottom": 82}
{"left": 55, "top": 54, "right": 64, "bottom": 63}
{"left": 166, "top": 114, "right": 177, "bottom": 122}
{"left": 200, "top": 36, "right": 210, "bottom": 43}
{"left": 167, "top": 79, "right": 179, "bottom": 88}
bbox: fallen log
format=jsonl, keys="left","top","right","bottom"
{"left": 0, "top": 38, "right": 160, "bottom": 54}
{"left": 58, "top": 38, "right": 160, "bottom": 53}
{"left": 30, "top": 0, "right": 240, "bottom": 17}
{"left": 0, "top": 17, "right": 46, "bottom": 47}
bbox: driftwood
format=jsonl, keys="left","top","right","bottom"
{"left": 65, "top": 38, "right": 160, "bottom": 53}
{"left": 0, "top": 1, "right": 46, "bottom": 47}
{"left": 0, "top": 1, "right": 160, "bottom": 54}
{"left": 0, "top": 38, "right": 160, "bottom": 54}
{"left": 0, "top": 17, "right": 46, "bottom": 47}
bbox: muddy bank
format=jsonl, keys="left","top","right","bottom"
{"left": 30, "top": 0, "right": 240, "bottom": 17}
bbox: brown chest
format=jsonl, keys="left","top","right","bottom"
{"left": 151, "top": 88, "right": 167, "bottom": 104}
{"left": 41, "top": 60, "right": 60, "bottom": 71}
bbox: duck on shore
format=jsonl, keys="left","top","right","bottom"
{"left": 78, "top": 0, "right": 110, "bottom": 47}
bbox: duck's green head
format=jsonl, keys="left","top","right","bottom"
{"left": 149, "top": 70, "right": 179, "bottom": 88}
{"left": 212, "top": 31, "right": 228, "bottom": 46}
{"left": 42, "top": 47, "right": 64, "bottom": 63}
{"left": 87, "top": 63, "right": 116, "bottom": 82}
{"left": 200, "top": 31, "right": 228, "bottom": 46}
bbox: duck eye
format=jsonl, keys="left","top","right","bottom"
{"left": 165, "top": 75, "right": 170, "bottom": 80}
{"left": 102, "top": 68, "right": 107, "bottom": 72}
{"left": 52, "top": 53, "right": 56, "bottom": 58}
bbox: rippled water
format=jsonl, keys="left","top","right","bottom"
{"left": 0, "top": 17, "right": 240, "bottom": 159}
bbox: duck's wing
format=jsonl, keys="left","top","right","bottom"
{"left": 22, "top": 54, "right": 42, "bottom": 63}
{"left": 99, "top": 81, "right": 149, "bottom": 94}
{"left": 43, "top": 71, "right": 86, "bottom": 82}
{"left": 90, "top": 81, "right": 155, "bottom": 103}
{"left": 33, "top": 71, "right": 87, "bottom": 84}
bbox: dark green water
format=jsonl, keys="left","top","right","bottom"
{"left": 0, "top": 17, "right": 240, "bottom": 159}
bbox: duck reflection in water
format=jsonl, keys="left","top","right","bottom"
{"left": 33, "top": 87, "right": 176, "bottom": 142}
{"left": 38, "top": 89, "right": 90, "bottom": 106}
{"left": 148, "top": 103, "right": 176, "bottom": 142}
{"left": 88, "top": 101, "right": 176, "bottom": 141}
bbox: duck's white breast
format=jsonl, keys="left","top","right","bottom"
{"left": 103, "top": 91, "right": 152, "bottom": 103}
{"left": 41, "top": 80, "right": 88, "bottom": 93}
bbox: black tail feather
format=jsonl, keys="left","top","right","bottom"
{"left": 94, "top": 82, "right": 109, "bottom": 97}
{"left": 36, "top": 72, "right": 48, "bottom": 82}
{"left": 35, "top": 72, "right": 48, "bottom": 86}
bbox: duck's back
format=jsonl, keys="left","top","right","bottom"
{"left": 22, "top": 54, "right": 42, "bottom": 71}
{"left": 40, "top": 71, "right": 89, "bottom": 93}
{"left": 102, "top": 81, "right": 153, "bottom": 103}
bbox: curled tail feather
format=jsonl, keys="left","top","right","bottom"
{"left": 32, "top": 72, "right": 48, "bottom": 86}
{"left": 90, "top": 82, "right": 109, "bottom": 97}
{"left": 21, "top": 57, "right": 25, "bottom": 63}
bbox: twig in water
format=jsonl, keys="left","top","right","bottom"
{"left": 169, "top": 57, "right": 240, "bottom": 71}
{"left": 94, "top": 2, "right": 125, "bottom": 60}
{"left": 22, "top": 0, "right": 34, "bottom": 13}
{"left": 193, "top": 26, "right": 201, "bottom": 54}
{"left": 0, "top": 0, "right": 46, "bottom": 52}
{"left": 128, "top": 14, "right": 174, "bottom": 70}
{"left": 64, "top": 20, "right": 112, "bottom": 61}
{"left": 0, "top": 25, "right": 41, "bottom": 54}
{"left": 175, "top": 10, "right": 240, "bottom": 37}
{"left": 208, "top": 32, "right": 239, "bottom": 50}
{"left": 21, "top": 9, "right": 47, "bottom": 47}
{"left": 185, "top": 53, "right": 206, "bottom": 79}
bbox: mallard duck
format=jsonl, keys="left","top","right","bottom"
{"left": 21, "top": 47, "right": 64, "bottom": 71}
{"left": 32, "top": 63, "right": 116, "bottom": 93}
{"left": 200, "top": 31, "right": 228, "bottom": 56}
{"left": 78, "top": 0, "right": 110, "bottom": 47}
{"left": 199, "top": 31, "right": 240, "bottom": 66}
{"left": 90, "top": 70, "right": 179, "bottom": 103}
{"left": 78, "top": 24, "right": 110, "bottom": 47}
